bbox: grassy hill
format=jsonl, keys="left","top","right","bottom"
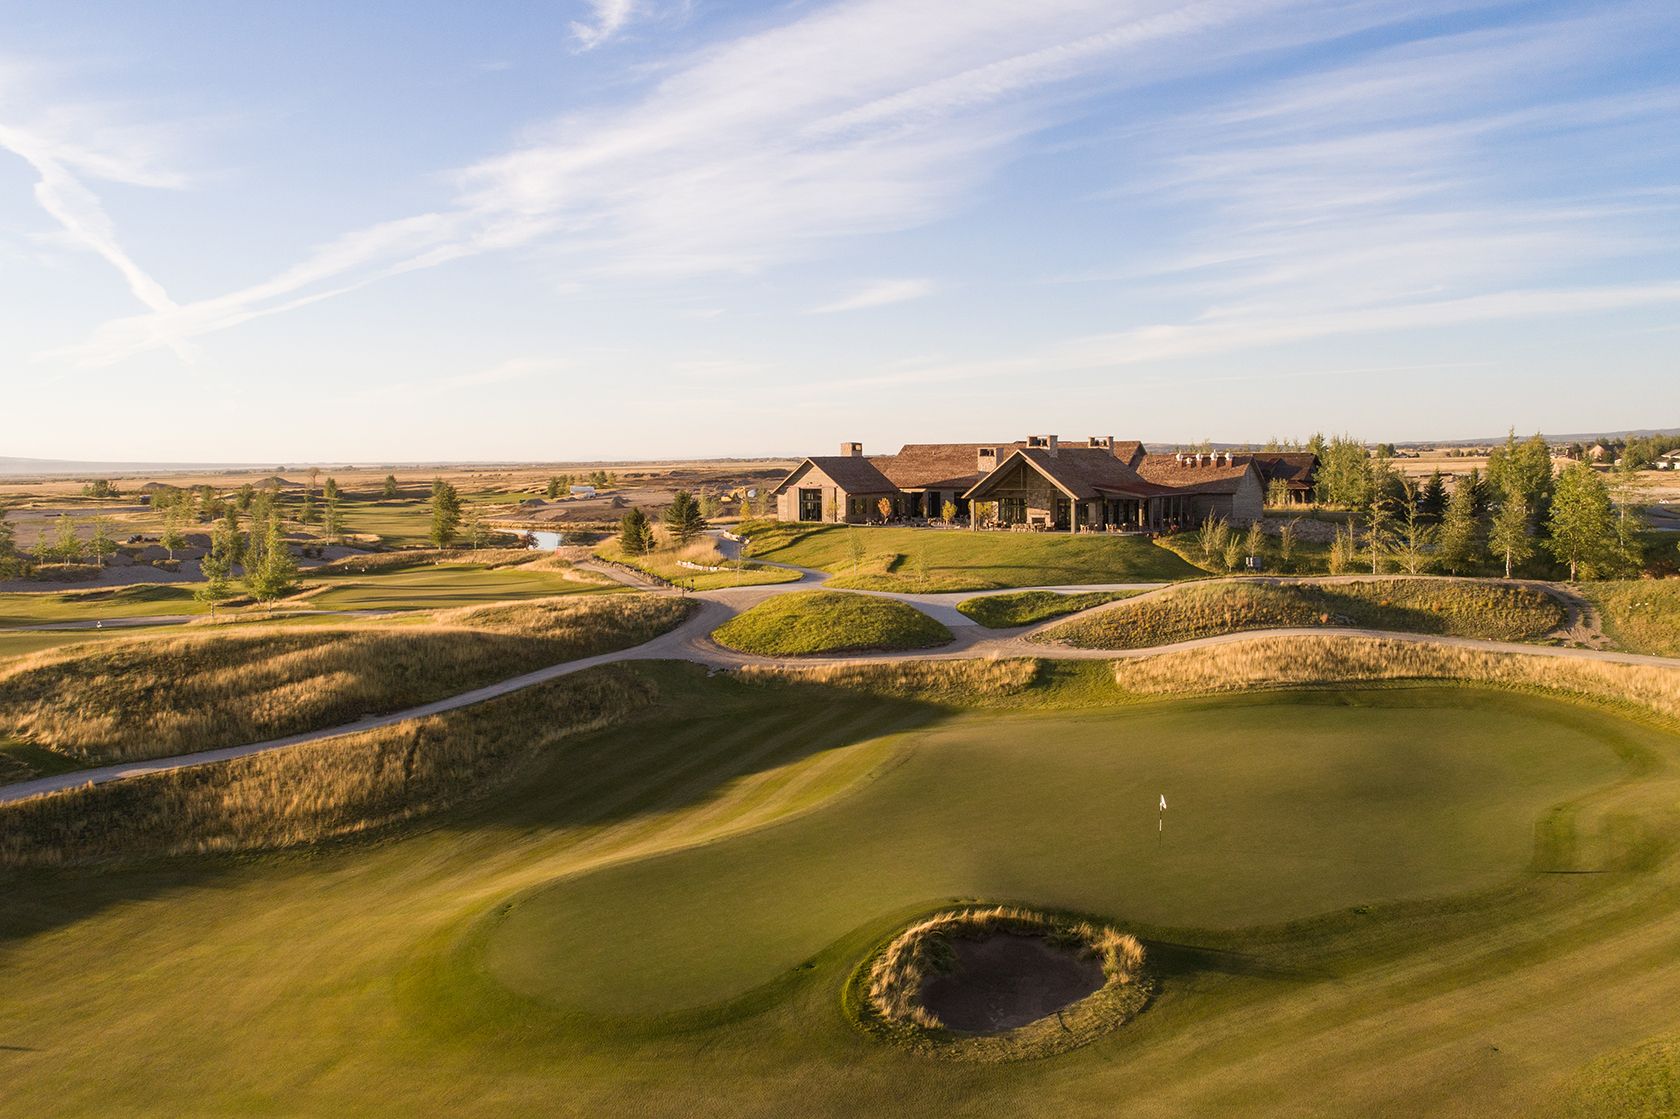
{"left": 742, "top": 523, "right": 1198, "bottom": 590}
{"left": 1039, "top": 578, "right": 1566, "bottom": 648}
{"left": 0, "top": 594, "right": 692, "bottom": 766}
{"left": 711, "top": 591, "right": 951, "bottom": 655}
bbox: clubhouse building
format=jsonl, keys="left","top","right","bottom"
{"left": 773, "top": 435, "right": 1311, "bottom": 532}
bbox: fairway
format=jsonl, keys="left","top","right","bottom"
{"left": 483, "top": 690, "right": 1619, "bottom": 1014}
{"left": 3, "top": 672, "right": 1678, "bottom": 1118}
{"left": 303, "top": 563, "right": 611, "bottom": 611}
{"left": 744, "top": 523, "right": 1200, "bottom": 589}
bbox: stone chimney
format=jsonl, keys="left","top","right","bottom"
{"left": 1194, "top": 452, "right": 1205, "bottom": 467}
{"left": 1028, "top": 434, "right": 1059, "bottom": 456}
{"left": 840, "top": 441, "right": 863, "bottom": 458}
{"left": 1088, "top": 435, "right": 1114, "bottom": 451}
{"left": 977, "top": 446, "right": 998, "bottom": 474}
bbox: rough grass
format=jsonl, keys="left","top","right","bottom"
{"left": 736, "top": 657, "right": 1047, "bottom": 705}
{"left": 1041, "top": 577, "right": 1566, "bottom": 649}
{"left": 0, "top": 665, "right": 658, "bottom": 867}
{"left": 743, "top": 523, "right": 1196, "bottom": 591}
{"left": 1116, "top": 634, "right": 1680, "bottom": 723}
{"left": 595, "top": 538, "right": 802, "bottom": 590}
{"left": 0, "top": 594, "right": 691, "bottom": 765}
{"left": 1589, "top": 579, "right": 1680, "bottom": 657}
{"left": 956, "top": 590, "right": 1132, "bottom": 628}
{"left": 711, "top": 591, "right": 952, "bottom": 655}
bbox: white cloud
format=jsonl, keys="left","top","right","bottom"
{"left": 57, "top": 0, "right": 1395, "bottom": 365}
{"left": 809, "top": 277, "right": 934, "bottom": 313}
{"left": 571, "top": 0, "right": 636, "bottom": 50}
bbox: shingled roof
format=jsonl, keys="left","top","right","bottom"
{"left": 1245, "top": 452, "right": 1318, "bottom": 488}
{"left": 965, "top": 446, "right": 1174, "bottom": 500}
{"left": 1135, "top": 454, "right": 1256, "bottom": 495}
{"left": 773, "top": 455, "right": 898, "bottom": 495}
{"left": 877, "top": 443, "right": 1013, "bottom": 490}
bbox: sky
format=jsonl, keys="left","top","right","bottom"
{"left": 1, "top": 0, "right": 1677, "bottom": 463}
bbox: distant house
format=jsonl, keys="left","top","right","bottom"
{"left": 1587, "top": 443, "right": 1613, "bottom": 463}
{"left": 772, "top": 435, "right": 1281, "bottom": 530}
{"left": 569, "top": 484, "right": 596, "bottom": 497}
{"left": 1658, "top": 450, "right": 1680, "bottom": 470}
{"left": 1248, "top": 452, "right": 1319, "bottom": 504}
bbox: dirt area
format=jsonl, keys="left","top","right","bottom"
{"left": 918, "top": 933, "right": 1106, "bottom": 1033}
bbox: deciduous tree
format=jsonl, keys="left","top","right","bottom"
{"left": 382, "top": 474, "right": 399, "bottom": 500}
{"left": 1546, "top": 462, "right": 1618, "bottom": 581}
{"left": 1489, "top": 491, "right": 1534, "bottom": 579}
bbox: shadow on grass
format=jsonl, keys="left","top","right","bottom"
{"left": 0, "top": 661, "right": 960, "bottom": 944}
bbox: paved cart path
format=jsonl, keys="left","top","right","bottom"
{"left": 4, "top": 566, "right": 1676, "bottom": 804}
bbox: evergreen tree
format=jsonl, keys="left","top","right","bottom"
{"left": 1546, "top": 462, "right": 1618, "bottom": 581}
{"left": 546, "top": 476, "right": 561, "bottom": 499}
{"left": 1436, "top": 477, "right": 1482, "bottom": 574}
{"left": 618, "top": 508, "right": 653, "bottom": 556}
{"left": 663, "top": 491, "right": 706, "bottom": 544}
{"left": 382, "top": 474, "right": 399, "bottom": 500}
{"left": 237, "top": 482, "right": 255, "bottom": 511}
{"left": 1420, "top": 470, "right": 1447, "bottom": 516}
{"left": 429, "top": 479, "right": 462, "bottom": 547}
{"left": 1488, "top": 491, "right": 1534, "bottom": 579}
{"left": 0, "top": 514, "right": 17, "bottom": 577}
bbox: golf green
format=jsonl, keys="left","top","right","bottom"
{"left": 483, "top": 688, "right": 1622, "bottom": 1016}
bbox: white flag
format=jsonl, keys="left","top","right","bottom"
{"left": 1159, "top": 794, "right": 1167, "bottom": 811}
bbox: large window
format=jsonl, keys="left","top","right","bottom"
{"left": 999, "top": 497, "right": 1027, "bottom": 523}
{"left": 799, "top": 488, "right": 823, "bottom": 521}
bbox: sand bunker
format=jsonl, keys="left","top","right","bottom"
{"left": 918, "top": 932, "right": 1106, "bottom": 1033}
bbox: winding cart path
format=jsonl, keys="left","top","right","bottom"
{"left": 0, "top": 546, "right": 1663, "bottom": 805}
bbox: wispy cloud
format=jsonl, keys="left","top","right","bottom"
{"left": 809, "top": 277, "right": 934, "bottom": 313}
{"left": 54, "top": 0, "right": 1434, "bottom": 366}
{"left": 571, "top": 0, "right": 636, "bottom": 50}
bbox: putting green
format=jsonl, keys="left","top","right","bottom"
{"left": 304, "top": 563, "right": 610, "bottom": 611}
{"left": 483, "top": 689, "right": 1623, "bottom": 1016}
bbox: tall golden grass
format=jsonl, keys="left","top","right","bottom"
{"left": 867, "top": 905, "right": 1144, "bottom": 1030}
{"left": 736, "top": 657, "right": 1041, "bottom": 703}
{"left": 0, "top": 594, "right": 691, "bottom": 763}
{"left": 1044, "top": 578, "right": 1565, "bottom": 649}
{"left": 314, "top": 547, "right": 553, "bottom": 573}
{"left": 1117, "top": 635, "right": 1680, "bottom": 722}
{"left": 0, "top": 665, "right": 658, "bottom": 867}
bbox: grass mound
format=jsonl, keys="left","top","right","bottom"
{"left": 0, "top": 594, "right": 691, "bottom": 765}
{"left": 742, "top": 523, "right": 1196, "bottom": 591}
{"left": 858, "top": 905, "right": 1147, "bottom": 1059}
{"left": 1040, "top": 577, "right": 1565, "bottom": 648}
{"left": 0, "top": 665, "right": 657, "bottom": 867}
{"left": 956, "top": 589, "right": 1131, "bottom": 628}
{"left": 710, "top": 591, "right": 951, "bottom": 655}
{"left": 1589, "top": 579, "right": 1680, "bottom": 657}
